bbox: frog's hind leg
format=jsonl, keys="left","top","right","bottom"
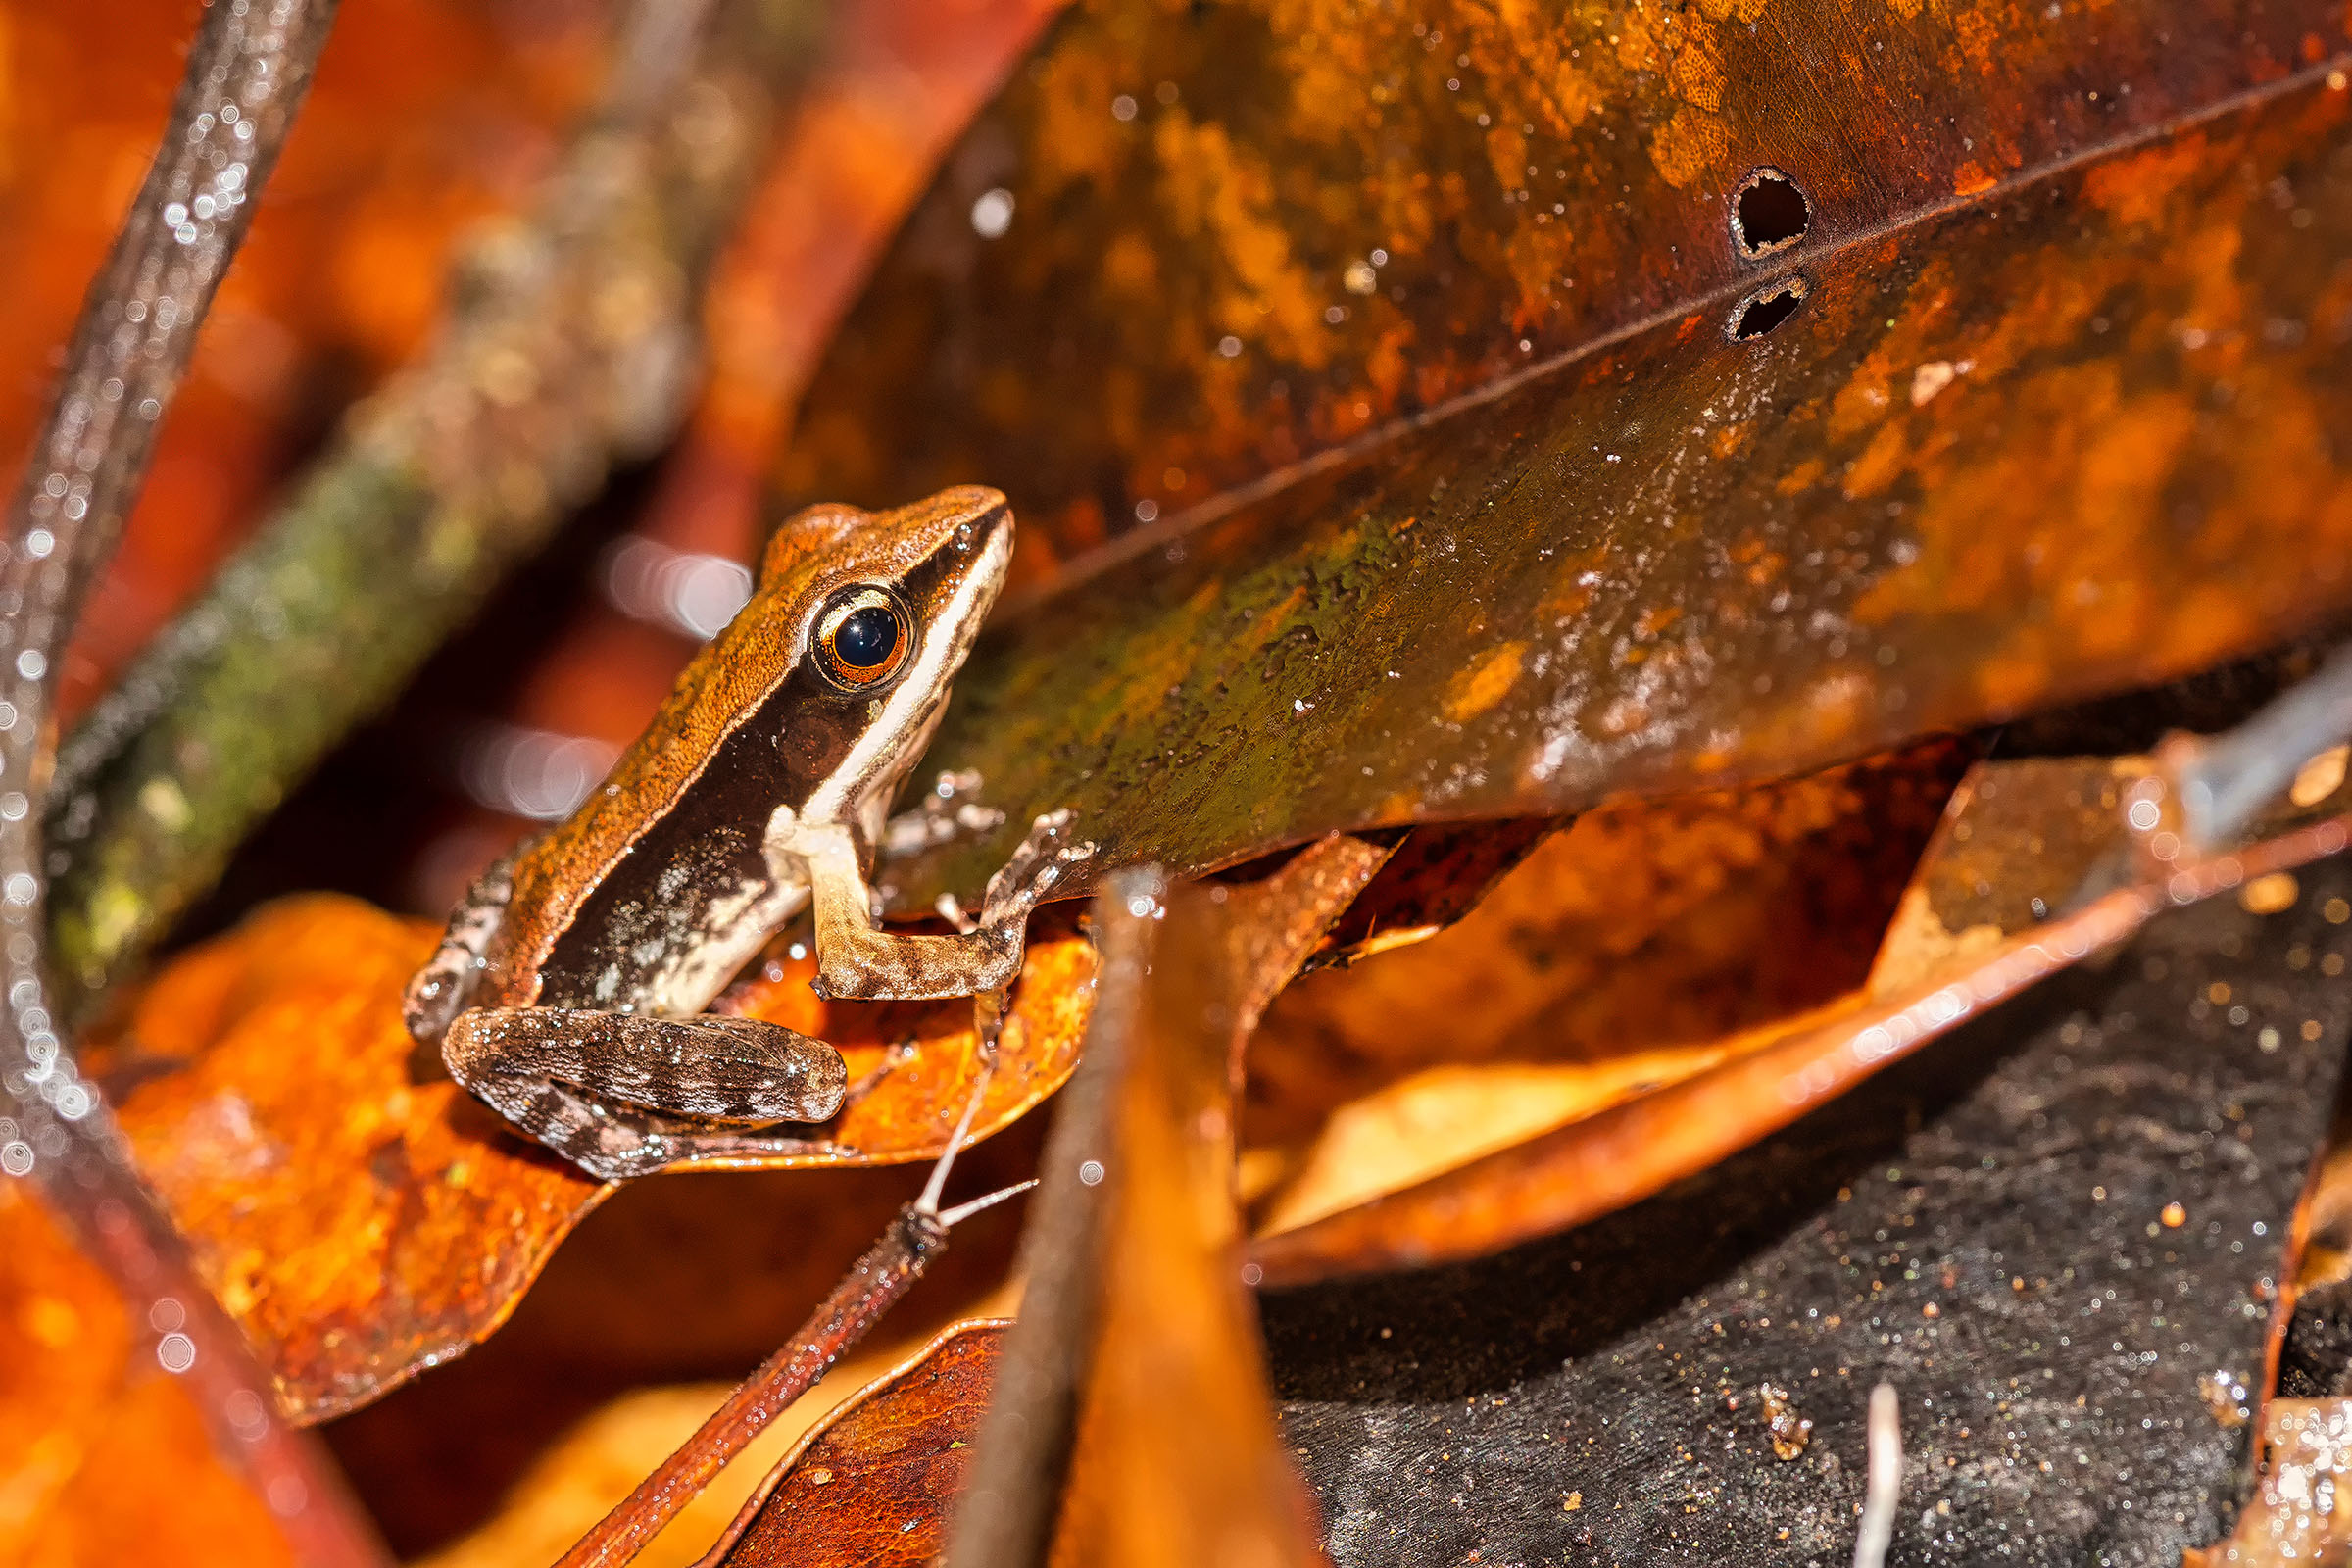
{"left": 404, "top": 847, "right": 521, "bottom": 1044}
{"left": 443, "top": 1008, "right": 851, "bottom": 1181}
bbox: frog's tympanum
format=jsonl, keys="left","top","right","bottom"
{"left": 404, "top": 486, "right": 1088, "bottom": 1180}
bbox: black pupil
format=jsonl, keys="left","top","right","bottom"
{"left": 834, "top": 605, "right": 899, "bottom": 669}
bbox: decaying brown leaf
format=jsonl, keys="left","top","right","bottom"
{"left": 796, "top": 0, "right": 2349, "bottom": 562}
{"left": 806, "top": 0, "right": 2352, "bottom": 924}
{"left": 705, "top": 1320, "right": 1005, "bottom": 1568}
{"left": 1251, "top": 738, "right": 2352, "bottom": 1281}
{"left": 80, "top": 893, "right": 1093, "bottom": 1420}
{"left": 0, "top": 1183, "right": 294, "bottom": 1568}
{"left": 1242, "top": 739, "right": 1970, "bottom": 1235}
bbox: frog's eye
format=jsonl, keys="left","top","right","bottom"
{"left": 812, "top": 585, "right": 914, "bottom": 690}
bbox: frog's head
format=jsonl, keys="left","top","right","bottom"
{"left": 768, "top": 485, "right": 1013, "bottom": 697}
{"left": 758, "top": 485, "right": 1014, "bottom": 819}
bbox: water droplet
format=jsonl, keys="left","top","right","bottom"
{"left": 969, "top": 188, "right": 1014, "bottom": 239}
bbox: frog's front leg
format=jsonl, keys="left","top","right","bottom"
{"left": 795, "top": 811, "right": 1093, "bottom": 1002}
{"left": 443, "top": 1008, "right": 849, "bottom": 1181}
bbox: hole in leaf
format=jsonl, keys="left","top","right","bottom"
{"left": 1732, "top": 167, "right": 1810, "bottom": 257}
{"left": 1729, "top": 278, "right": 1807, "bottom": 341}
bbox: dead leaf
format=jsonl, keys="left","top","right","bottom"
{"left": 797, "top": 11, "right": 2352, "bottom": 921}
{"left": 1250, "top": 742, "right": 2352, "bottom": 1281}
{"left": 705, "top": 1320, "right": 1005, "bottom": 1568}
{"left": 81, "top": 893, "right": 1093, "bottom": 1421}
{"left": 1242, "top": 741, "right": 1969, "bottom": 1235}
{"left": 0, "top": 1182, "right": 294, "bottom": 1568}
{"left": 1041, "top": 876, "right": 1336, "bottom": 1568}
{"left": 795, "top": 0, "right": 2349, "bottom": 565}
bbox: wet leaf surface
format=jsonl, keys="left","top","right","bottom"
{"left": 823, "top": 41, "right": 2352, "bottom": 916}
{"left": 790, "top": 0, "right": 2352, "bottom": 562}
{"left": 1261, "top": 852, "right": 2352, "bottom": 1564}
{"left": 711, "top": 1320, "right": 1004, "bottom": 1568}
{"left": 0, "top": 1183, "right": 294, "bottom": 1568}
{"left": 1247, "top": 658, "right": 2352, "bottom": 1280}
{"left": 1242, "top": 740, "right": 1970, "bottom": 1236}
{"left": 81, "top": 893, "right": 1092, "bottom": 1421}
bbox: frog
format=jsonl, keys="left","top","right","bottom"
{"left": 403, "top": 485, "right": 1091, "bottom": 1181}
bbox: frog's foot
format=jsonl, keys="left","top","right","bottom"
{"left": 881, "top": 768, "right": 1007, "bottom": 859}
{"left": 445, "top": 1007, "right": 851, "bottom": 1181}
{"left": 979, "top": 809, "right": 1097, "bottom": 928}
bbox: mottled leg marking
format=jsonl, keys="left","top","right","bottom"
{"left": 803, "top": 811, "right": 1095, "bottom": 1003}
{"left": 404, "top": 848, "right": 519, "bottom": 1044}
{"left": 978, "top": 809, "right": 1092, "bottom": 927}
{"left": 443, "top": 1007, "right": 850, "bottom": 1181}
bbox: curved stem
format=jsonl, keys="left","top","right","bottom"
{"left": 0, "top": 2, "right": 384, "bottom": 1562}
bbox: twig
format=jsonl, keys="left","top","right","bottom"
{"left": 43, "top": 0, "right": 808, "bottom": 1018}
{"left": 1852, "top": 1383, "right": 1902, "bottom": 1568}
{"left": 0, "top": 2, "right": 386, "bottom": 1563}
{"left": 553, "top": 1066, "right": 1029, "bottom": 1568}
{"left": 16, "top": 0, "right": 336, "bottom": 610}
{"left": 2174, "top": 639, "right": 2352, "bottom": 850}
{"left": 555, "top": 1204, "right": 951, "bottom": 1568}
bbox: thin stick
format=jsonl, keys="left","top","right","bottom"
{"left": 553, "top": 1202, "right": 953, "bottom": 1568}
{"left": 1852, "top": 1383, "right": 1902, "bottom": 1568}
{"left": 554, "top": 1052, "right": 1024, "bottom": 1568}
{"left": 919, "top": 992, "right": 1004, "bottom": 1216}
{"left": 939, "top": 1178, "right": 1037, "bottom": 1228}
{"left": 0, "top": 2, "right": 383, "bottom": 1563}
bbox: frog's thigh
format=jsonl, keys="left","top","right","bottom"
{"left": 444, "top": 1007, "right": 849, "bottom": 1122}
